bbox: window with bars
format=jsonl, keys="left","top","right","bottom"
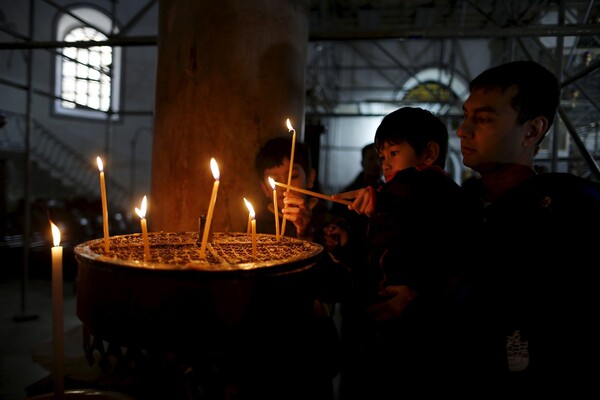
{"left": 54, "top": 7, "right": 121, "bottom": 120}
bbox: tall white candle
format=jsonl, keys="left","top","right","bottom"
{"left": 50, "top": 220, "right": 64, "bottom": 399}
{"left": 244, "top": 199, "right": 257, "bottom": 258}
{"left": 135, "top": 195, "right": 150, "bottom": 261}
{"left": 200, "top": 158, "right": 220, "bottom": 258}
{"left": 251, "top": 215, "right": 257, "bottom": 258}
{"left": 243, "top": 197, "right": 252, "bottom": 235}
{"left": 268, "top": 177, "right": 280, "bottom": 240}
{"left": 280, "top": 119, "right": 296, "bottom": 236}
{"left": 96, "top": 156, "right": 110, "bottom": 253}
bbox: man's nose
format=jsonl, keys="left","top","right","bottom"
{"left": 457, "top": 120, "right": 470, "bottom": 138}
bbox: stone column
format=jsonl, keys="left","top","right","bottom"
{"left": 152, "top": 0, "right": 309, "bottom": 232}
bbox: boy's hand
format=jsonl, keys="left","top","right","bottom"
{"left": 333, "top": 186, "right": 376, "bottom": 217}
{"left": 323, "top": 223, "right": 348, "bottom": 252}
{"left": 367, "top": 285, "right": 417, "bottom": 321}
{"left": 282, "top": 191, "right": 312, "bottom": 238}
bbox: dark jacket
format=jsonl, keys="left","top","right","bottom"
{"left": 340, "top": 165, "right": 475, "bottom": 397}
{"left": 457, "top": 172, "right": 600, "bottom": 395}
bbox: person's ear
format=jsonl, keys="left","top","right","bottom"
{"left": 259, "top": 180, "right": 271, "bottom": 198}
{"left": 307, "top": 168, "right": 316, "bottom": 189}
{"left": 523, "top": 116, "right": 548, "bottom": 147}
{"left": 422, "top": 141, "right": 440, "bottom": 166}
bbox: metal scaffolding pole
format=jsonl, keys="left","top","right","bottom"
{"left": 13, "top": 0, "right": 39, "bottom": 323}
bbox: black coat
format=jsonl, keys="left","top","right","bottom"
{"left": 457, "top": 172, "right": 600, "bottom": 395}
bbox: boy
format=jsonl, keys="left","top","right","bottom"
{"left": 254, "top": 136, "right": 328, "bottom": 240}
{"left": 333, "top": 107, "right": 474, "bottom": 397}
{"left": 252, "top": 135, "right": 341, "bottom": 399}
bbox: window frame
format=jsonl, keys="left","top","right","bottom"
{"left": 53, "top": 6, "right": 121, "bottom": 121}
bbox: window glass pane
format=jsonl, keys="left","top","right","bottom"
{"left": 77, "top": 49, "right": 89, "bottom": 65}
{"left": 88, "top": 95, "right": 100, "bottom": 109}
{"left": 89, "top": 68, "right": 100, "bottom": 81}
{"left": 62, "top": 78, "right": 75, "bottom": 94}
{"left": 101, "top": 50, "right": 113, "bottom": 68}
{"left": 63, "top": 61, "right": 76, "bottom": 77}
{"left": 89, "top": 81, "right": 100, "bottom": 97}
{"left": 76, "top": 80, "right": 87, "bottom": 102}
{"left": 63, "top": 47, "right": 77, "bottom": 59}
{"left": 76, "top": 63, "right": 88, "bottom": 79}
{"left": 61, "top": 77, "right": 76, "bottom": 108}
{"left": 89, "top": 50, "right": 101, "bottom": 67}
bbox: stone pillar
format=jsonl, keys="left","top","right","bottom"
{"left": 152, "top": 0, "right": 309, "bottom": 232}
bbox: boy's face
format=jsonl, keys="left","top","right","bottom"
{"left": 378, "top": 141, "right": 420, "bottom": 182}
{"left": 261, "top": 157, "right": 311, "bottom": 207}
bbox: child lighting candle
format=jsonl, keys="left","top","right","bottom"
{"left": 280, "top": 118, "right": 296, "bottom": 236}
{"left": 50, "top": 219, "right": 64, "bottom": 398}
{"left": 268, "top": 177, "right": 280, "bottom": 240}
{"left": 96, "top": 156, "right": 110, "bottom": 253}
{"left": 135, "top": 195, "right": 150, "bottom": 261}
{"left": 200, "top": 158, "right": 220, "bottom": 258}
{"left": 244, "top": 198, "right": 257, "bottom": 258}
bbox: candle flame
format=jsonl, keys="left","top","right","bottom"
{"left": 96, "top": 156, "right": 104, "bottom": 172}
{"left": 210, "top": 158, "right": 220, "bottom": 180}
{"left": 50, "top": 219, "right": 61, "bottom": 247}
{"left": 243, "top": 197, "right": 255, "bottom": 219}
{"left": 286, "top": 118, "right": 294, "bottom": 132}
{"left": 135, "top": 195, "right": 147, "bottom": 219}
{"left": 268, "top": 176, "right": 276, "bottom": 191}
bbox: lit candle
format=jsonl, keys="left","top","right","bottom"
{"left": 246, "top": 213, "right": 252, "bottom": 236}
{"left": 244, "top": 198, "right": 257, "bottom": 258}
{"left": 50, "top": 219, "right": 64, "bottom": 399}
{"left": 135, "top": 195, "right": 150, "bottom": 261}
{"left": 200, "top": 158, "right": 220, "bottom": 258}
{"left": 280, "top": 118, "right": 296, "bottom": 236}
{"left": 268, "top": 177, "right": 280, "bottom": 240}
{"left": 96, "top": 156, "right": 110, "bottom": 253}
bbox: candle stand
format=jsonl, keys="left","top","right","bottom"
{"left": 73, "top": 232, "right": 327, "bottom": 399}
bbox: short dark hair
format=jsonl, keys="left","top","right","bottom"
{"left": 469, "top": 60, "right": 560, "bottom": 134}
{"left": 374, "top": 107, "right": 449, "bottom": 168}
{"left": 361, "top": 143, "right": 376, "bottom": 160}
{"left": 255, "top": 136, "right": 312, "bottom": 179}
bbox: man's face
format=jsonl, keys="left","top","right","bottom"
{"left": 457, "top": 86, "right": 532, "bottom": 172}
{"left": 262, "top": 158, "right": 308, "bottom": 207}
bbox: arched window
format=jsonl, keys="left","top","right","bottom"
{"left": 401, "top": 68, "right": 468, "bottom": 115}
{"left": 54, "top": 6, "right": 121, "bottom": 120}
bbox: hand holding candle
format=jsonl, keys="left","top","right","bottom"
{"left": 274, "top": 181, "right": 352, "bottom": 206}
{"left": 135, "top": 195, "right": 150, "bottom": 261}
{"left": 280, "top": 118, "right": 296, "bottom": 236}
{"left": 244, "top": 198, "right": 257, "bottom": 258}
{"left": 96, "top": 156, "right": 110, "bottom": 253}
{"left": 49, "top": 219, "right": 64, "bottom": 398}
{"left": 200, "top": 158, "right": 220, "bottom": 258}
{"left": 268, "top": 177, "right": 280, "bottom": 240}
